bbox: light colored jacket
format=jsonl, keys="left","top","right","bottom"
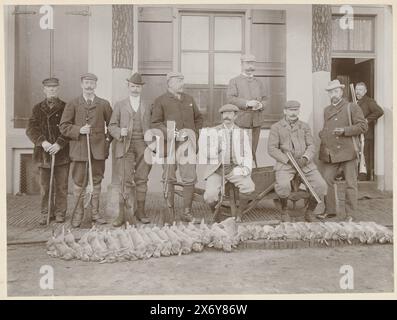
{"left": 268, "top": 118, "right": 316, "bottom": 173}
{"left": 199, "top": 123, "right": 253, "bottom": 180}
{"left": 108, "top": 97, "right": 153, "bottom": 158}
{"left": 226, "top": 74, "right": 268, "bottom": 128}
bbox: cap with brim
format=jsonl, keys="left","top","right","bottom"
{"left": 241, "top": 54, "right": 256, "bottom": 62}
{"left": 325, "top": 79, "right": 345, "bottom": 91}
{"left": 285, "top": 100, "right": 301, "bottom": 109}
{"left": 81, "top": 73, "right": 98, "bottom": 81}
{"left": 42, "top": 78, "right": 59, "bottom": 87}
{"left": 219, "top": 104, "right": 239, "bottom": 113}
{"left": 127, "top": 72, "right": 145, "bottom": 85}
{"left": 166, "top": 72, "right": 184, "bottom": 81}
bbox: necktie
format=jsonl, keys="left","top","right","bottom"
{"left": 87, "top": 99, "right": 92, "bottom": 106}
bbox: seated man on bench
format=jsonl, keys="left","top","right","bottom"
{"left": 268, "top": 100, "right": 327, "bottom": 222}
{"left": 199, "top": 104, "right": 255, "bottom": 222}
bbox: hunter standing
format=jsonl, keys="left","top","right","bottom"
{"left": 268, "top": 100, "right": 327, "bottom": 222}
{"left": 26, "top": 78, "right": 70, "bottom": 225}
{"left": 318, "top": 80, "right": 368, "bottom": 221}
{"left": 226, "top": 54, "right": 268, "bottom": 166}
{"left": 60, "top": 73, "right": 113, "bottom": 228}
{"left": 151, "top": 72, "right": 203, "bottom": 222}
{"left": 355, "top": 82, "right": 384, "bottom": 181}
{"left": 108, "top": 72, "right": 152, "bottom": 226}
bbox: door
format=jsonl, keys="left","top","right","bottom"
{"left": 179, "top": 12, "right": 244, "bottom": 127}
{"left": 13, "top": 5, "right": 89, "bottom": 128}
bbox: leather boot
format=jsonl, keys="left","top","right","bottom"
{"left": 136, "top": 200, "right": 150, "bottom": 224}
{"left": 71, "top": 184, "right": 84, "bottom": 228}
{"left": 164, "top": 183, "right": 175, "bottom": 224}
{"left": 279, "top": 197, "right": 291, "bottom": 222}
{"left": 304, "top": 196, "right": 318, "bottom": 222}
{"left": 91, "top": 184, "right": 106, "bottom": 224}
{"left": 124, "top": 186, "right": 138, "bottom": 225}
{"left": 112, "top": 188, "right": 125, "bottom": 227}
{"left": 237, "top": 196, "right": 250, "bottom": 223}
{"left": 209, "top": 202, "right": 220, "bottom": 223}
{"left": 181, "top": 185, "right": 194, "bottom": 222}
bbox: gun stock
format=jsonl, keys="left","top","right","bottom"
{"left": 350, "top": 83, "right": 367, "bottom": 175}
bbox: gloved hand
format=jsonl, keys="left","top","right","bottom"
{"left": 48, "top": 143, "right": 61, "bottom": 155}
{"left": 120, "top": 128, "right": 128, "bottom": 137}
{"left": 296, "top": 157, "right": 308, "bottom": 168}
{"left": 41, "top": 141, "right": 52, "bottom": 152}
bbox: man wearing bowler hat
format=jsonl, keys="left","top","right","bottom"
{"left": 26, "top": 78, "right": 70, "bottom": 225}
{"left": 151, "top": 71, "right": 203, "bottom": 222}
{"left": 200, "top": 104, "right": 255, "bottom": 222}
{"left": 60, "top": 73, "right": 113, "bottom": 227}
{"left": 227, "top": 54, "right": 268, "bottom": 167}
{"left": 268, "top": 100, "right": 327, "bottom": 222}
{"left": 317, "top": 80, "right": 367, "bottom": 221}
{"left": 108, "top": 72, "right": 152, "bottom": 226}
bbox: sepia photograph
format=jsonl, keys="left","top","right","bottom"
{"left": 2, "top": 2, "right": 394, "bottom": 298}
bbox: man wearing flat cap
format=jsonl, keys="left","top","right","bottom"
{"left": 26, "top": 78, "right": 70, "bottom": 225}
{"left": 318, "top": 80, "right": 368, "bottom": 221}
{"left": 200, "top": 104, "right": 255, "bottom": 222}
{"left": 108, "top": 72, "right": 152, "bottom": 226}
{"left": 227, "top": 54, "right": 268, "bottom": 167}
{"left": 60, "top": 73, "right": 113, "bottom": 227}
{"left": 268, "top": 100, "right": 327, "bottom": 222}
{"left": 151, "top": 71, "right": 203, "bottom": 222}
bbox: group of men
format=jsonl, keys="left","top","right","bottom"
{"left": 26, "top": 53, "right": 383, "bottom": 227}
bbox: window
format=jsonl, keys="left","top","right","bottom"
{"left": 332, "top": 15, "right": 375, "bottom": 53}
{"left": 179, "top": 12, "right": 244, "bottom": 125}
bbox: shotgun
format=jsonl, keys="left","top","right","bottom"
{"left": 286, "top": 151, "right": 322, "bottom": 204}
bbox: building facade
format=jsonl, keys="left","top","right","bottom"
{"left": 4, "top": 4, "right": 393, "bottom": 194}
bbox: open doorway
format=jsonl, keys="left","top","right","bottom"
{"left": 331, "top": 58, "right": 376, "bottom": 181}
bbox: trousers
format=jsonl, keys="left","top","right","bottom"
{"left": 39, "top": 163, "right": 70, "bottom": 217}
{"left": 322, "top": 159, "right": 358, "bottom": 216}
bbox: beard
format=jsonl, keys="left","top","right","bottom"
{"left": 331, "top": 96, "right": 341, "bottom": 104}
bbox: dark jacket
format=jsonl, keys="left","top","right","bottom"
{"left": 26, "top": 98, "right": 70, "bottom": 168}
{"left": 59, "top": 95, "right": 113, "bottom": 161}
{"left": 357, "top": 95, "right": 384, "bottom": 140}
{"left": 226, "top": 74, "right": 268, "bottom": 128}
{"left": 151, "top": 91, "right": 203, "bottom": 139}
{"left": 319, "top": 98, "right": 368, "bottom": 163}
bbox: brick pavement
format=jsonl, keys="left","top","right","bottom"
{"left": 7, "top": 187, "right": 393, "bottom": 244}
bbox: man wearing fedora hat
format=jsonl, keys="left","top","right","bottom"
{"left": 227, "top": 54, "right": 268, "bottom": 167}
{"left": 268, "top": 100, "right": 327, "bottom": 222}
{"left": 108, "top": 72, "right": 153, "bottom": 226}
{"left": 200, "top": 103, "right": 255, "bottom": 222}
{"left": 26, "top": 77, "right": 70, "bottom": 225}
{"left": 60, "top": 73, "right": 113, "bottom": 227}
{"left": 151, "top": 71, "right": 203, "bottom": 223}
{"left": 318, "top": 79, "right": 367, "bottom": 221}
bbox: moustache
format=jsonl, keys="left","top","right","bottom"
{"left": 85, "top": 87, "right": 94, "bottom": 90}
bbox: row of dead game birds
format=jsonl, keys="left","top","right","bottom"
{"left": 46, "top": 219, "right": 393, "bottom": 263}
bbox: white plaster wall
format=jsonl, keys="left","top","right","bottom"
{"left": 256, "top": 4, "right": 313, "bottom": 170}
{"left": 88, "top": 5, "right": 113, "bottom": 190}
{"left": 285, "top": 5, "right": 313, "bottom": 126}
